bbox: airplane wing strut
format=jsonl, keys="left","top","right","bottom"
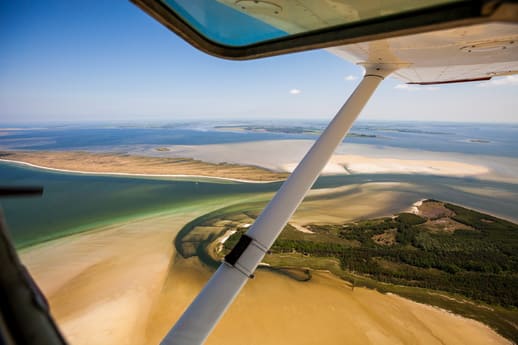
{"left": 161, "top": 65, "right": 396, "bottom": 345}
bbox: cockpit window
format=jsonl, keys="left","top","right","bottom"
{"left": 160, "top": 0, "right": 287, "bottom": 46}
{"left": 159, "top": 0, "right": 459, "bottom": 47}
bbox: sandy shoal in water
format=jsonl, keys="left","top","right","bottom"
{"left": 143, "top": 140, "right": 517, "bottom": 182}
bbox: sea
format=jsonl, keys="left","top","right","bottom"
{"left": 1, "top": 120, "right": 517, "bottom": 247}
{"left": 2, "top": 121, "right": 518, "bottom": 157}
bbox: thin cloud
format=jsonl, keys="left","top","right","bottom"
{"left": 344, "top": 75, "right": 357, "bottom": 81}
{"left": 476, "top": 75, "right": 518, "bottom": 87}
{"left": 395, "top": 84, "right": 440, "bottom": 91}
{"left": 289, "top": 89, "right": 301, "bottom": 95}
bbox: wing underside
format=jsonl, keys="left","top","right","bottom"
{"left": 330, "top": 22, "right": 518, "bottom": 84}
{"left": 220, "top": 0, "right": 518, "bottom": 83}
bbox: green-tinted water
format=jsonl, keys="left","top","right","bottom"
{"left": 2, "top": 162, "right": 517, "bottom": 248}
{"left": 0, "top": 162, "right": 281, "bottom": 247}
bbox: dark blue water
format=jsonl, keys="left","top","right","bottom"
{"left": 1, "top": 121, "right": 517, "bottom": 157}
{"left": 0, "top": 127, "right": 313, "bottom": 150}
{"left": 348, "top": 121, "right": 518, "bottom": 157}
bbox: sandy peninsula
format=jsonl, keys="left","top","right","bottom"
{"left": 19, "top": 185, "right": 512, "bottom": 345}
{"left": 0, "top": 150, "right": 288, "bottom": 183}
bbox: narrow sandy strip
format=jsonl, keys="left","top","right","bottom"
{"left": 0, "top": 159, "right": 283, "bottom": 184}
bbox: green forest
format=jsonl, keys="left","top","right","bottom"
{"left": 223, "top": 201, "right": 518, "bottom": 307}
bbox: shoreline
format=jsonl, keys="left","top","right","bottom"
{"left": 0, "top": 159, "right": 284, "bottom": 184}
{"left": 16, "top": 206, "right": 186, "bottom": 251}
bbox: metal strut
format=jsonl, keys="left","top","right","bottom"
{"left": 161, "top": 66, "right": 394, "bottom": 345}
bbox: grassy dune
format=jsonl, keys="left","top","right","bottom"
{"left": 0, "top": 150, "right": 288, "bottom": 182}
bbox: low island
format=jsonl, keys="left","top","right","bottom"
{"left": 0, "top": 150, "right": 288, "bottom": 182}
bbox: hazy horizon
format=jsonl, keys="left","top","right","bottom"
{"left": 2, "top": 118, "right": 518, "bottom": 127}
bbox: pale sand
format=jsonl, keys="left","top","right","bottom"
{"left": 140, "top": 140, "right": 515, "bottom": 181}
{"left": 282, "top": 154, "right": 489, "bottom": 177}
{"left": 19, "top": 185, "right": 511, "bottom": 345}
{"left": 290, "top": 222, "right": 314, "bottom": 234}
{"left": 328, "top": 154, "right": 489, "bottom": 176}
{"left": 146, "top": 258, "right": 509, "bottom": 345}
{"left": 291, "top": 182, "right": 419, "bottom": 225}
{"left": 20, "top": 214, "right": 181, "bottom": 345}
{"left": 20, "top": 200, "right": 244, "bottom": 345}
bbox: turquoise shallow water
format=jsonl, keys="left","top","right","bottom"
{"left": 2, "top": 161, "right": 517, "bottom": 248}
{"left": 0, "top": 162, "right": 281, "bottom": 247}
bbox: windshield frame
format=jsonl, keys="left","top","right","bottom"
{"left": 131, "top": 0, "right": 515, "bottom": 60}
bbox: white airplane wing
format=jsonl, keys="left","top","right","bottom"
{"left": 330, "top": 22, "right": 518, "bottom": 84}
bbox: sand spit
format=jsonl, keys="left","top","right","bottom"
{"left": 328, "top": 154, "right": 490, "bottom": 177}
{"left": 283, "top": 154, "right": 489, "bottom": 176}
{"left": 0, "top": 150, "right": 288, "bottom": 183}
{"left": 290, "top": 222, "right": 315, "bottom": 234}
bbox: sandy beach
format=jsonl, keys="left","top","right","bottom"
{"left": 19, "top": 184, "right": 512, "bottom": 345}
{"left": 0, "top": 150, "right": 288, "bottom": 183}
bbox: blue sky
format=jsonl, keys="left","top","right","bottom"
{"left": 1, "top": 0, "right": 517, "bottom": 123}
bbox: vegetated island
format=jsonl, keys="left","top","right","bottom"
{"left": 214, "top": 125, "right": 323, "bottom": 135}
{"left": 0, "top": 150, "right": 288, "bottom": 182}
{"left": 175, "top": 199, "right": 518, "bottom": 343}
{"left": 214, "top": 125, "right": 378, "bottom": 138}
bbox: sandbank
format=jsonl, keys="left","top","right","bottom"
{"left": 136, "top": 140, "right": 516, "bottom": 181}
{"left": 0, "top": 150, "right": 288, "bottom": 183}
